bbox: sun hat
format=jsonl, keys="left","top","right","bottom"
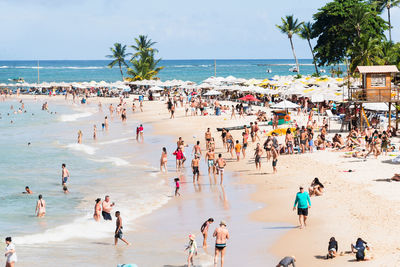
{"left": 220, "top": 220, "right": 227, "bottom": 226}
{"left": 189, "top": 234, "right": 195, "bottom": 240}
{"left": 299, "top": 185, "right": 304, "bottom": 189}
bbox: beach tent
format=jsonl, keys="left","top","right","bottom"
{"left": 363, "top": 102, "right": 394, "bottom": 112}
{"left": 270, "top": 100, "right": 299, "bottom": 109}
{"left": 238, "top": 95, "right": 260, "bottom": 102}
{"left": 203, "top": 90, "right": 222, "bottom": 96}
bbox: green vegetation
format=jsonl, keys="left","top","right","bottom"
{"left": 276, "top": 15, "right": 303, "bottom": 74}
{"left": 107, "top": 35, "right": 163, "bottom": 81}
{"left": 276, "top": 0, "right": 400, "bottom": 75}
{"left": 107, "top": 43, "right": 130, "bottom": 80}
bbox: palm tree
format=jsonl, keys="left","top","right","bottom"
{"left": 347, "top": 5, "right": 370, "bottom": 38}
{"left": 276, "top": 15, "right": 303, "bottom": 73}
{"left": 371, "top": 0, "right": 400, "bottom": 42}
{"left": 348, "top": 35, "right": 381, "bottom": 72}
{"left": 107, "top": 43, "right": 130, "bottom": 80}
{"left": 130, "top": 35, "right": 158, "bottom": 59}
{"left": 298, "top": 22, "right": 319, "bottom": 74}
{"left": 127, "top": 35, "right": 163, "bottom": 81}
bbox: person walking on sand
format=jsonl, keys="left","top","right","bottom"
{"left": 276, "top": 256, "right": 296, "bottom": 267}
{"left": 205, "top": 149, "right": 216, "bottom": 175}
{"left": 193, "top": 141, "right": 202, "bottom": 158}
{"left": 271, "top": 146, "right": 278, "bottom": 174}
{"left": 174, "top": 178, "right": 180, "bottom": 196}
{"left": 234, "top": 140, "right": 241, "bottom": 161}
{"left": 114, "top": 211, "right": 130, "bottom": 246}
{"left": 216, "top": 154, "right": 226, "bottom": 185}
{"left": 191, "top": 155, "right": 200, "bottom": 183}
{"left": 93, "top": 198, "right": 101, "bottom": 221}
{"left": 77, "top": 130, "right": 82, "bottom": 144}
{"left": 102, "top": 195, "right": 115, "bottom": 221}
{"left": 35, "top": 194, "right": 46, "bottom": 217}
{"left": 61, "top": 163, "right": 70, "bottom": 185}
{"left": 293, "top": 186, "right": 311, "bottom": 229}
{"left": 185, "top": 234, "right": 198, "bottom": 267}
{"left": 242, "top": 131, "right": 248, "bottom": 159}
{"left": 205, "top": 128, "right": 212, "bottom": 150}
{"left": 160, "top": 147, "right": 168, "bottom": 173}
{"left": 254, "top": 143, "right": 263, "bottom": 171}
{"left": 201, "top": 218, "right": 214, "bottom": 247}
{"left": 4, "top": 237, "right": 17, "bottom": 267}
{"left": 213, "top": 220, "right": 229, "bottom": 267}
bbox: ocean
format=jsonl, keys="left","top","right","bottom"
{"left": 0, "top": 99, "right": 170, "bottom": 245}
{"left": 0, "top": 59, "right": 321, "bottom": 84}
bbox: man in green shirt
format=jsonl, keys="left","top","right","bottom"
{"left": 293, "top": 186, "right": 311, "bottom": 229}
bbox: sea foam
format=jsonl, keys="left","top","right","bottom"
{"left": 59, "top": 112, "right": 93, "bottom": 122}
{"left": 66, "top": 143, "right": 97, "bottom": 155}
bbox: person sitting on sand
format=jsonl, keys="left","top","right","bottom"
{"left": 309, "top": 177, "right": 324, "bottom": 197}
{"left": 327, "top": 237, "right": 338, "bottom": 259}
{"left": 351, "top": 238, "right": 370, "bottom": 261}
{"left": 276, "top": 256, "right": 296, "bottom": 267}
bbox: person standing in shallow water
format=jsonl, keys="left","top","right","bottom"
{"left": 35, "top": 194, "right": 46, "bottom": 217}
{"left": 93, "top": 198, "right": 101, "bottom": 221}
{"left": 213, "top": 220, "right": 229, "bottom": 267}
{"left": 77, "top": 130, "right": 82, "bottom": 144}
{"left": 201, "top": 218, "right": 214, "bottom": 247}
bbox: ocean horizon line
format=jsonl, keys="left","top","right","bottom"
{"left": 0, "top": 58, "right": 313, "bottom": 62}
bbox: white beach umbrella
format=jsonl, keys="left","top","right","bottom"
{"left": 149, "top": 86, "right": 164, "bottom": 91}
{"left": 203, "top": 89, "right": 222, "bottom": 96}
{"left": 270, "top": 100, "right": 300, "bottom": 109}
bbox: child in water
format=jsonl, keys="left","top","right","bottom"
{"left": 174, "top": 178, "right": 180, "bottom": 196}
{"left": 185, "top": 234, "right": 197, "bottom": 267}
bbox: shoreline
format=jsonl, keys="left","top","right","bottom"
{"left": 3, "top": 94, "right": 400, "bottom": 266}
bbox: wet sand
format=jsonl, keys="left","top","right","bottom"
{"left": 7, "top": 95, "right": 400, "bottom": 266}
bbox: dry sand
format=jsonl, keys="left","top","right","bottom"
{"left": 9, "top": 95, "right": 400, "bottom": 266}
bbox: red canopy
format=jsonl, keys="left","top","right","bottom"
{"left": 238, "top": 95, "right": 260, "bottom": 102}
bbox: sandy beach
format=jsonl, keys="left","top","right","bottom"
{"left": 3, "top": 94, "right": 400, "bottom": 267}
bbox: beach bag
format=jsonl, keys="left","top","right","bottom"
{"left": 356, "top": 248, "right": 365, "bottom": 261}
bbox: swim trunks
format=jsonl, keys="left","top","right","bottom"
{"left": 297, "top": 208, "right": 308, "bottom": 216}
{"left": 218, "top": 167, "right": 224, "bottom": 174}
{"left": 115, "top": 229, "right": 123, "bottom": 239}
{"left": 208, "top": 160, "right": 214, "bottom": 167}
{"left": 243, "top": 143, "right": 247, "bottom": 149}
{"left": 193, "top": 166, "right": 199, "bottom": 175}
{"left": 102, "top": 211, "right": 112, "bottom": 221}
{"left": 255, "top": 155, "right": 260, "bottom": 163}
{"left": 300, "top": 140, "right": 307, "bottom": 145}
{"left": 215, "top": 243, "right": 226, "bottom": 250}
{"left": 272, "top": 159, "right": 277, "bottom": 167}
{"left": 62, "top": 177, "right": 68, "bottom": 184}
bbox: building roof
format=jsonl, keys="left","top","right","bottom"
{"left": 356, "top": 65, "right": 399, "bottom": 74}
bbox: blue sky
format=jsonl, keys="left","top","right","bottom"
{"left": 0, "top": 0, "right": 399, "bottom": 60}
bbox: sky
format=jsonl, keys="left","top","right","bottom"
{"left": 0, "top": 0, "right": 399, "bottom": 60}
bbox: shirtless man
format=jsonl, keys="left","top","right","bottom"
{"left": 191, "top": 155, "right": 200, "bottom": 183}
{"left": 205, "top": 149, "right": 216, "bottom": 174}
{"left": 109, "top": 104, "right": 114, "bottom": 116}
{"left": 193, "top": 141, "right": 202, "bottom": 158}
{"left": 250, "top": 122, "right": 256, "bottom": 142}
{"left": 254, "top": 143, "right": 263, "bottom": 170}
{"left": 205, "top": 128, "right": 212, "bottom": 150}
{"left": 213, "top": 221, "right": 230, "bottom": 267}
{"left": 300, "top": 127, "right": 308, "bottom": 153}
{"left": 102, "top": 195, "right": 115, "bottom": 221}
{"left": 216, "top": 154, "right": 226, "bottom": 184}
{"left": 114, "top": 211, "right": 130, "bottom": 245}
{"left": 225, "top": 131, "right": 234, "bottom": 158}
{"left": 61, "top": 164, "right": 70, "bottom": 185}
{"left": 254, "top": 122, "right": 261, "bottom": 141}
{"left": 271, "top": 146, "right": 278, "bottom": 173}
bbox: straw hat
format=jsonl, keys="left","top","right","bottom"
{"left": 189, "top": 234, "right": 195, "bottom": 241}
{"left": 220, "top": 220, "right": 227, "bottom": 226}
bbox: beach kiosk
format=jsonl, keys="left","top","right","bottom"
{"left": 349, "top": 65, "right": 400, "bottom": 129}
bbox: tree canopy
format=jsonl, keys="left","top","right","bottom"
{"left": 312, "top": 0, "right": 387, "bottom": 67}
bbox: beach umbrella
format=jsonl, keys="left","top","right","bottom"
{"left": 238, "top": 95, "right": 260, "bottom": 102}
{"left": 203, "top": 90, "right": 222, "bottom": 96}
{"left": 270, "top": 100, "right": 299, "bottom": 109}
{"left": 149, "top": 86, "right": 164, "bottom": 91}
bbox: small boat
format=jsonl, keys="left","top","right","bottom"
{"left": 266, "top": 69, "right": 272, "bottom": 73}
{"left": 319, "top": 69, "right": 326, "bottom": 73}
{"left": 8, "top": 77, "right": 25, "bottom": 83}
{"left": 289, "top": 66, "right": 298, "bottom": 72}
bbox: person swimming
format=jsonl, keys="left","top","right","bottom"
{"left": 23, "top": 186, "right": 33, "bottom": 194}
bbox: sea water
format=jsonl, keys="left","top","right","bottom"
{"left": 0, "top": 59, "right": 323, "bottom": 84}
{"left": 0, "top": 99, "right": 170, "bottom": 245}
